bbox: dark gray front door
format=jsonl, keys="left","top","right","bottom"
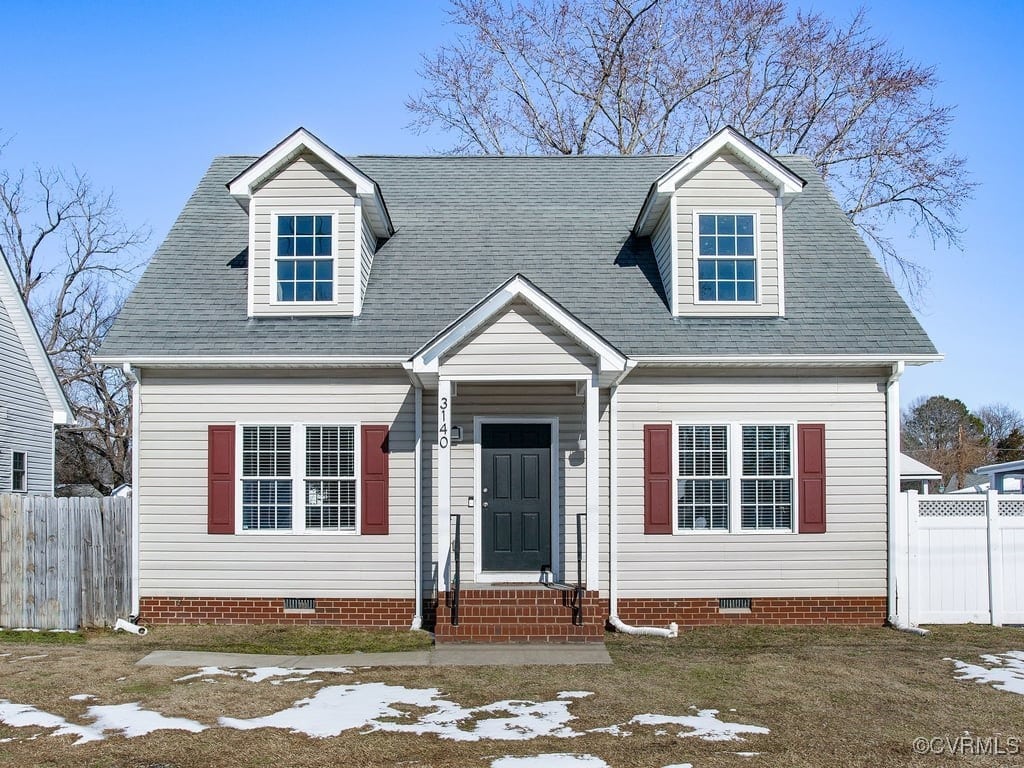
{"left": 481, "top": 423, "right": 552, "bottom": 572}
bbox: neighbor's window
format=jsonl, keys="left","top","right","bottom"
{"left": 677, "top": 425, "right": 729, "bottom": 530}
{"left": 305, "top": 426, "right": 357, "bottom": 531}
{"left": 697, "top": 214, "right": 756, "bottom": 302}
{"left": 241, "top": 426, "right": 292, "bottom": 530}
{"left": 740, "top": 425, "right": 793, "bottom": 530}
{"left": 276, "top": 214, "right": 333, "bottom": 302}
{"left": 12, "top": 451, "right": 26, "bottom": 492}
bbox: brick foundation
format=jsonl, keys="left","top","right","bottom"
{"left": 435, "top": 588, "right": 604, "bottom": 643}
{"left": 614, "top": 596, "right": 887, "bottom": 628}
{"left": 139, "top": 597, "right": 417, "bottom": 627}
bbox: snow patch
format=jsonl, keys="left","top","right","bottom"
{"left": 17, "top": 655, "right": 48, "bottom": 661}
{"left": 947, "top": 651, "right": 1024, "bottom": 696}
{"left": 630, "top": 710, "right": 769, "bottom": 741}
{"left": 175, "top": 666, "right": 351, "bottom": 684}
{"left": 661, "top": 764, "right": 694, "bottom": 768}
{"left": 85, "top": 703, "right": 205, "bottom": 738}
{"left": 68, "top": 694, "right": 96, "bottom": 702}
{"left": 556, "top": 691, "right": 594, "bottom": 699}
{"left": 0, "top": 700, "right": 103, "bottom": 744}
{"left": 491, "top": 755, "right": 610, "bottom": 768}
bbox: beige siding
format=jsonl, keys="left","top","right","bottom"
{"left": 651, "top": 206, "right": 674, "bottom": 311}
{"left": 137, "top": 369, "right": 415, "bottom": 597}
{"left": 615, "top": 368, "right": 888, "bottom": 597}
{"left": 250, "top": 152, "right": 357, "bottom": 316}
{"left": 675, "top": 151, "right": 781, "bottom": 316}
{"left": 359, "top": 206, "right": 376, "bottom": 306}
{"left": 429, "top": 383, "right": 589, "bottom": 586}
{"left": 442, "top": 301, "right": 596, "bottom": 378}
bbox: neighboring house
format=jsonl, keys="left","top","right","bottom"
{"left": 974, "top": 459, "right": 1024, "bottom": 494}
{"left": 0, "top": 254, "right": 72, "bottom": 495}
{"left": 900, "top": 453, "right": 942, "bottom": 493}
{"left": 96, "top": 127, "right": 940, "bottom": 641}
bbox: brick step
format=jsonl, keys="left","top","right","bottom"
{"left": 434, "top": 588, "right": 604, "bottom": 643}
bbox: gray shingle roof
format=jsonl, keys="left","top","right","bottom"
{"left": 100, "top": 153, "right": 936, "bottom": 359}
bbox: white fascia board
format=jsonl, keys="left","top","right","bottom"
{"left": 92, "top": 355, "right": 408, "bottom": 369}
{"left": 975, "top": 459, "right": 1024, "bottom": 475}
{"left": 411, "top": 274, "right": 627, "bottom": 374}
{"left": 0, "top": 255, "right": 73, "bottom": 423}
{"left": 227, "top": 127, "right": 394, "bottom": 238}
{"left": 634, "top": 126, "right": 805, "bottom": 236}
{"left": 630, "top": 353, "right": 943, "bottom": 368}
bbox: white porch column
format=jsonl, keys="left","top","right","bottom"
{"left": 438, "top": 379, "right": 453, "bottom": 592}
{"left": 585, "top": 373, "right": 600, "bottom": 587}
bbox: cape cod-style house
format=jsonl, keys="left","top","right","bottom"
{"left": 96, "top": 127, "right": 939, "bottom": 641}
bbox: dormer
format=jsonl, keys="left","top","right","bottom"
{"left": 227, "top": 128, "right": 393, "bottom": 317}
{"left": 634, "top": 127, "right": 805, "bottom": 317}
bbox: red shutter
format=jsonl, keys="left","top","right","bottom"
{"left": 798, "top": 423, "right": 827, "bottom": 533}
{"left": 207, "top": 425, "right": 235, "bottom": 534}
{"left": 644, "top": 424, "right": 673, "bottom": 534}
{"left": 361, "top": 425, "right": 390, "bottom": 535}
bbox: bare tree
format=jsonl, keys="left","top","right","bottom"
{"left": 902, "top": 395, "right": 987, "bottom": 490}
{"left": 976, "top": 403, "right": 1024, "bottom": 465}
{"left": 0, "top": 157, "right": 148, "bottom": 494}
{"left": 408, "top": 0, "right": 973, "bottom": 297}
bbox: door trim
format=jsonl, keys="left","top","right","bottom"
{"left": 474, "top": 416, "right": 560, "bottom": 583}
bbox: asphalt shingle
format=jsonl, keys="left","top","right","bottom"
{"left": 100, "top": 153, "right": 936, "bottom": 359}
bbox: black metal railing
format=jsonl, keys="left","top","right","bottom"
{"left": 450, "top": 514, "right": 461, "bottom": 626}
{"left": 571, "top": 513, "right": 584, "bottom": 625}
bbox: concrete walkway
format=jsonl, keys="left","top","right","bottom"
{"left": 138, "top": 643, "right": 612, "bottom": 669}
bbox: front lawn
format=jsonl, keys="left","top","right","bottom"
{"left": 0, "top": 624, "right": 1021, "bottom": 767}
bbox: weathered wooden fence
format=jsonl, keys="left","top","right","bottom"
{"left": 0, "top": 494, "right": 131, "bottom": 629}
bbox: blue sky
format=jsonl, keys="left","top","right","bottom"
{"left": 4, "top": 0, "right": 1020, "bottom": 414}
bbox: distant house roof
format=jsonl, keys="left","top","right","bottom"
{"left": 975, "top": 459, "right": 1024, "bottom": 476}
{"left": 900, "top": 453, "right": 941, "bottom": 481}
{"left": 0, "top": 254, "right": 72, "bottom": 424}
{"left": 99, "top": 150, "right": 937, "bottom": 362}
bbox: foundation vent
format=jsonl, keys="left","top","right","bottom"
{"left": 718, "top": 597, "right": 752, "bottom": 612}
{"left": 283, "top": 598, "right": 316, "bottom": 612}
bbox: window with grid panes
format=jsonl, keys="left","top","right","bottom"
{"left": 304, "top": 426, "right": 357, "bottom": 531}
{"left": 676, "top": 425, "right": 730, "bottom": 530}
{"left": 241, "top": 426, "right": 292, "bottom": 530}
{"left": 740, "top": 425, "right": 793, "bottom": 530}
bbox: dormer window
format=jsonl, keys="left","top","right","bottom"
{"left": 696, "top": 213, "right": 757, "bottom": 303}
{"left": 276, "top": 214, "right": 334, "bottom": 302}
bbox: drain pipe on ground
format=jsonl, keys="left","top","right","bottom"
{"left": 885, "top": 361, "right": 928, "bottom": 637}
{"left": 607, "top": 381, "right": 678, "bottom": 639}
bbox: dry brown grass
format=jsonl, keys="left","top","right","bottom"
{"left": 0, "top": 624, "right": 1022, "bottom": 767}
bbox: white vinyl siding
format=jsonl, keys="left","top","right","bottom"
{"left": 359, "top": 208, "right": 376, "bottom": 308}
{"left": 441, "top": 301, "right": 596, "bottom": 378}
{"left": 249, "top": 152, "right": 357, "bottom": 317}
{"left": 617, "top": 367, "right": 888, "bottom": 598}
{"left": 675, "top": 151, "right": 781, "bottom": 316}
{"left": 0, "top": 299, "right": 54, "bottom": 494}
{"left": 137, "top": 369, "right": 414, "bottom": 598}
{"left": 651, "top": 205, "right": 674, "bottom": 311}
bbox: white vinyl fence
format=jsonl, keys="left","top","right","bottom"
{"left": 893, "top": 490, "right": 1024, "bottom": 626}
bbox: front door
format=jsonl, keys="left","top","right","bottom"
{"left": 481, "top": 423, "right": 552, "bottom": 572}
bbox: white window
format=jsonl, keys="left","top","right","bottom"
{"left": 674, "top": 423, "right": 795, "bottom": 533}
{"left": 676, "top": 425, "right": 729, "bottom": 530}
{"left": 740, "top": 426, "right": 793, "bottom": 530}
{"left": 239, "top": 423, "right": 359, "bottom": 534}
{"left": 305, "top": 426, "right": 357, "bottom": 531}
{"left": 696, "top": 213, "right": 757, "bottom": 302}
{"left": 276, "top": 214, "right": 334, "bottom": 302}
{"left": 12, "top": 451, "right": 27, "bottom": 493}
{"left": 241, "top": 426, "right": 292, "bottom": 530}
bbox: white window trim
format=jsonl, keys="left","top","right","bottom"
{"left": 11, "top": 450, "right": 27, "bottom": 493}
{"left": 672, "top": 421, "right": 798, "bottom": 535}
{"left": 235, "top": 422, "right": 362, "bottom": 536}
{"left": 269, "top": 210, "right": 341, "bottom": 307}
{"left": 691, "top": 209, "right": 762, "bottom": 306}
{"left": 473, "top": 416, "right": 561, "bottom": 583}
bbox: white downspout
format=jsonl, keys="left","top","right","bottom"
{"left": 411, "top": 384, "right": 424, "bottom": 630}
{"left": 607, "top": 381, "right": 678, "bottom": 638}
{"left": 885, "top": 361, "right": 926, "bottom": 635}
{"left": 122, "top": 362, "right": 142, "bottom": 621}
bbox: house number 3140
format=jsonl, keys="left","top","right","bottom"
{"left": 439, "top": 396, "right": 449, "bottom": 449}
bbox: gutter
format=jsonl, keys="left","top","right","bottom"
{"left": 92, "top": 355, "right": 408, "bottom": 369}
{"left": 122, "top": 363, "right": 142, "bottom": 621}
{"left": 629, "top": 354, "right": 943, "bottom": 368}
